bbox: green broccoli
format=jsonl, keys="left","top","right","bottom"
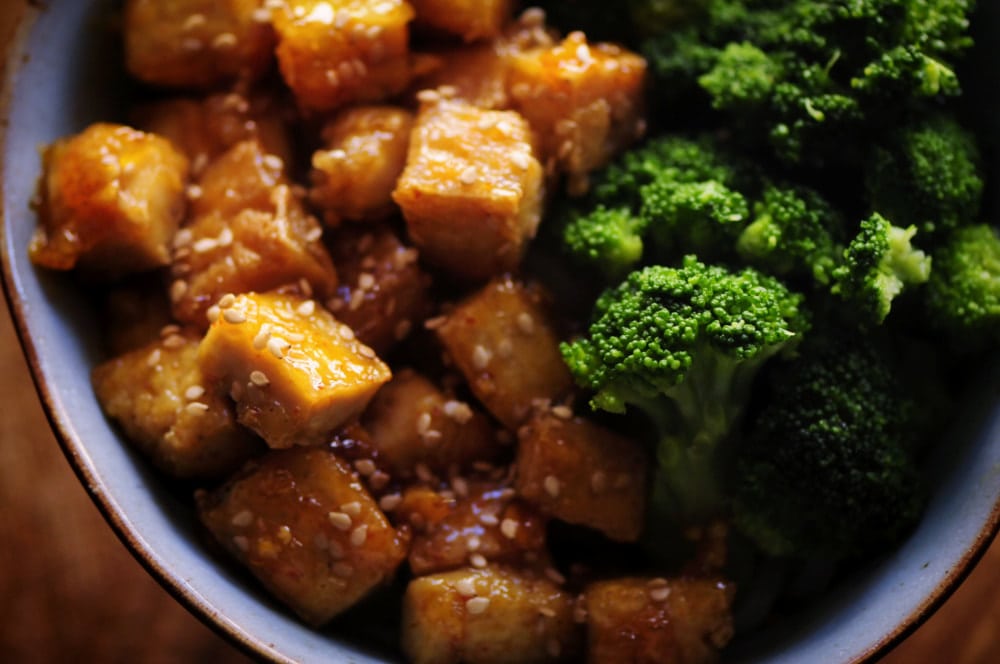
{"left": 865, "top": 115, "right": 985, "bottom": 239}
{"left": 560, "top": 256, "right": 809, "bottom": 522}
{"left": 641, "top": 179, "right": 750, "bottom": 262}
{"left": 562, "top": 206, "right": 648, "bottom": 282}
{"left": 733, "top": 333, "right": 924, "bottom": 559}
{"left": 925, "top": 224, "right": 1000, "bottom": 347}
{"left": 832, "top": 213, "right": 932, "bottom": 325}
{"left": 736, "top": 184, "right": 846, "bottom": 286}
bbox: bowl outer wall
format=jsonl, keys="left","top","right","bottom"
{"left": 1, "top": 2, "right": 1000, "bottom": 663}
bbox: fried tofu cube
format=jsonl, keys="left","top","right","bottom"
{"left": 198, "top": 292, "right": 391, "bottom": 448}
{"left": 393, "top": 101, "right": 544, "bottom": 280}
{"left": 362, "top": 369, "right": 502, "bottom": 475}
{"left": 324, "top": 224, "right": 432, "bottom": 354}
{"left": 435, "top": 277, "right": 574, "bottom": 429}
{"left": 197, "top": 446, "right": 408, "bottom": 625}
{"left": 398, "top": 483, "right": 547, "bottom": 575}
{"left": 133, "top": 91, "right": 294, "bottom": 177}
{"left": 508, "top": 32, "right": 647, "bottom": 194}
{"left": 585, "top": 577, "right": 735, "bottom": 664}
{"left": 30, "top": 123, "right": 189, "bottom": 279}
{"left": 273, "top": 0, "right": 416, "bottom": 113}
{"left": 309, "top": 106, "right": 414, "bottom": 224}
{"left": 402, "top": 566, "right": 580, "bottom": 664}
{"left": 92, "top": 332, "right": 261, "bottom": 479}
{"left": 170, "top": 141, "right": 338, "bottom": 328}
{"left": 410, "top": 0, "right": 513, "bottom": 42}
{"left": 516, "top": 410, "right": 648, "bottom": 542}
{"left": 124, "top": 0, "right": 275, "bottom": 89}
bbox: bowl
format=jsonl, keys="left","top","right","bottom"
{"left": 2, "top": 1, "right": 999, "bottom": 662}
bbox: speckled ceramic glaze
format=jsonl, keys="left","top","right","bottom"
{"left": 2, "top": 2, "right": 999, "bottom": 663}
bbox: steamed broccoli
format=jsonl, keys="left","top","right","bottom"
{"left": 562, "top": 206, "right": 648, "bottom": 281}
{"left": 641, "top": 178, "right": 750, "bottom": 261}
{"left": 733, "top": 333, "right": 924, "bottom": 559}
{"left": 560, "top": 256, "right": 809, "bottom": 522}
{"left": 865, "top": 115, "right": 985, "bottom": 240}
{"left": 643, "top": 0, "right": 977, "bottom": 164}
{"left": 925, "top": 224, "right": 1000, "bottom": 347}
{"left": 831, "top": 213, "right": 932, "bottom": 325}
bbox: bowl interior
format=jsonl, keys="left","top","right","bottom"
{"left": 2, "top": 2, "right": 999, "bottom": 663}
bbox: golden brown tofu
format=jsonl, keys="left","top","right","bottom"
{"left": 324, "top": 224, "right": 432, "bottom": 355}
{"left": 101, "top": 278, "right": 175, "bottom": 355}
{"left": 30, "top": 123, "right": 189, "bottom": 279}
{"left": 170, "top": 141, "right": 338, "bottom": 328}
{"left": 362, "top": 369, "right": 502, "bottom": 475}
{"left": 124, "top": 0, "right": 275, "bottom": 89}
{"left": 584, "top": 577, "right": 735, "bottom": 664}
{"left": 508, "top": 32, "right": 647, "bottom": 194}
{"left": 309, "top": 106, "right": 414, "bottom": 224}
{"left": 198, "top": 292, "right": 392, "bottom": 448}
{"left": 410, "top": 0, "right": 513, "bottom": 42}
{"left": 435, "top": 277, "right": 575, "bottom": 430}
{"left": 92, "top": 331, "right": 261, "bottom": 480}
{"left": 402, "top": 566, "right": 581, "bottom": 664}
{"left": 398, "top": 483, "right": 547, "bottom": 575}
{"left": 516, "top": 410, "right": 648, "bottom": 542}
{"left": 133, "top": 91, "right": 294, "bottom": 176}
{"left": 197, "top": 446, "right": 409, "bottom": 625}
{"left": 273, "top": 0, "right": 416, "bottom": 113}
{"left": 392, "top": 100, "right": 544, "bottom": 280}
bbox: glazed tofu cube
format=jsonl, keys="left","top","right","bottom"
{"left": 30, "top": 123, "right": 189, "bottom": 279}
{"left": 171, "top": 141, "right": 338, "bottom": 328}
{"left": 273, "top": 0, "right": 416, "bottom": 112}
{"left": 509, "top": 32, "right": 647, "bottom": 194}
{"left": 516, "top": 410, "right": 648, "bottom": 542}
{"left": 398, "top": 483, "right": 547, "bottom": 575}
{"left": 362, "top": 369, "right": 502, "bottom": 475}
{"left": 309, "top": 106, "right": 414, "bottom": 224}
{"left": 585, "top": 577, "right": 735, "bottom": 664}
{"left": 198, "top": 292, "right": 392, "bottom": 448}
{"left": 402, "top": 566, "right": 580, "bottom": 664}
{"left": 393, "top": 101, "right": 544, "bottom": 280}
{"left": 124, "top": 0, "right": 275, "bottom": 89}
{"left": 410, "top": 0, "right": 513, "bottom": 42}
{"left": 92, "top": 332, "right": 261, "bottom": 480}
{"left": 101, "top": 278, "right": 175, "bottom": 355}
{"left": 324, "top": 224, "right": 432, "bottom": 355}
{"left": 133, "top": 91, "right": 294, "bottom": 177}
{"left": 197, "top": 446, "right": 409, "bottom": 625}
{"left": 435, "top": 277, "right": 575, "bottom": 429}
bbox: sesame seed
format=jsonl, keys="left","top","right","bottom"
{"left": 217, "top": 293, "right": 236, "bottom": 309}
{"left": 521, "top": 7, "right": 545, "bottom": 26}
{"left": 511, "top": 151, "right": 531, "bottom": 170}
{"left": 500, "top": 519, "right": 519, "bottom": 539}
{"left": 357, "top": 345, "right": 376, "bottom": 359}
{"left": 416, "top": 412, "right": 432, "bottom": 435}
{"left": 480, "top": 513, "right": 499, "bottom": 527}
{"left": 466, "top": 535, "right": 481, "bottom": 551}
{"left": 169, "top": 280, "right": 188, "bottom": 302}
{"left": 263, "top": 154, "right": 283, "bottom": 171}
{"left": 217, "top": 227, "right": 233, "bottom": 247}
{"left": 251, "top": 7, "right": 272, "bottom": 22}
{"left": 496, "top": 338, "right": 513, "bottom": 358}
{"left": 466, "top": 596, "right": 490, "bottom": 614}
{"left": 296, "top": 300, "right": 316, "bottom": 316}
{"left": 350, "top": 525, "right": 369, "bottom": 547}
{"left": 415, "top": 463, "right": 434, "bottom": 483}
{"left": 193, "top": 237, "right": 217, "bottom": 253}
{"left": 459, "top": 167, "right": 477, "bottom": 185}
{"left": 231, "top": 510, "right": 253, "bottom": 527}
{"left": 472, "top": 345, "right": 491, "bottom": 370}
{"left": 545, "top": 567, "right": 566, "bottom": 585}
{"left": 277, "top": 525, "right": 292, "bottom": 544}
{"left": 538, "top": 606, "right": 557, "bottom": 618}
{"left": 442, "top": 400, "right": 474, "bottom": 424}
{"left": 186, "top": 402, "right": 210, "bottom": 415}
{"left": 212, "top": 32, "right": 238, "bottom": 49}
{"left": 267, "top": 337, "right": 290, "bottom": 359}
{"left": 206, "top": 305, "right": 221, "bottom": 324}
{"left": 573, "top": 604, "right": 588, "bottom": 624}
{"left": 354, "top": 459, "right": 376, "bottom": 476}
{"left": 162, "top": 334, "right": 186, "bottom": 350}
{"left": 590, "top": 471, "right": 607, "bottom": 494}
{"left": 305, "top": 226, "right": 323, "bottom": 243}
{"left": 182, "top": 13, "right": 206, "bottom": 30}
{"left": 253, "top": 324, "right": 272, "bottom": 350}
{"left": 249, "top": 370, "right": 270, "bottom": 387}
{"left": 338, "top": 324, "right": 355, "bottom": 340}
{"left": 185, "top": 385, "right": 205, "bottom": 400}
{"left": 223, "top": 308, "right": 246, "bottom": 324}
{"left": 516, "top": 312, "right": 535, "bottom": 334}
{"left": 416, "top": 89, "right": 441, "bottom": 104}
{"left": 477, "top": 115, "right": 497, "bottom": 130}
{"left": 379, "top": 493, "right": 402, "bottom": 511}
{"left": 649, "top": 586, "right": 672, "bottom": 602}
{"left": 424, "top": 315, "right": 447, "bottom": 330}
{"left": 455, "top": 578, "right": 477, "bottom": 597}
{"left": 341, "top": 501, "right": 362, "bottom": 517}
{"left": 369, "top": 471, "right": 391, "bottom": 490}
{"left": 328, "top": 511, "right": 353, "bottom": 531}
{"left": 146, "top": 349, "right": 162, "bottom": 367}
{"left": 173, "top": 229, "right": 193, "bottom": 249}
{"left": 551, "top": 405, "right": 573, "bottom": 420}
{"left": 543, "top": 475, "right": 561, "bottom": 498}
{"left": 469, "top": 553, "right": 488, "bottom": 569}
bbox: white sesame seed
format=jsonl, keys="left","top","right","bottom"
{"left": 469, "top": 553, "right": 488, "bottom": 569}
{"left": 340, "top": 501, "right": 362, "bottom": 518}
{"left": 146, "top": 349, "right": 162, "bottom": 367}
{"left": 466, "top": 596, "right": 490, "bottom": 614}
{"left": 173, "top": 228, "right": 193, "bottom": 249}
{"left": 466, "top": 535, "right": 481, "bottom": 551}
{"left": 183, "top": 13, "right": 206, "bottom": 30}
{"left": 358, "top": 345, "right": 376, "bottom": 359}
{"left": 350, "top": 525, "right": 369, "bottom": 547}
{"left": 357, "top": 273, "right": 375, "bottom": 291}
{"left": 379, "top": 493, "right": 402, "bottom": 511}
{"left": 338, "top": 324, "right": 355, "bottom": 340}
{"left": 416, "top": 89, "right": 441, "bottom": 104}
{"left": 212, "top": 32, "right": 238, "bottom": 49}
{"left": 424, "top": 315, "right": 447, "bottom": 330}
{"left": 251, "top": 7, "right": 272, "bottom": 22}
{"left": 415, "top": 463, "right": 434, "bottom": 483}
{"left": 649, "top": 586, "right": 672, "bottom": 602}
{"left": 223, "top": 308, "right": 246, "bottom": 324}
{"left": 416, "top": 412, "right": 432, "bottom": 435}
{"left": 169, "top": 280, "right": 188, "bottom": 302}
{"left": 193, "top": 237, "right": 218, "bottom": 253}
{"left": 354, "top": 459, "right": 376, "bottom": 476}
{"left": 206, "top": 305, "right": 221, "bottom": 324}
{"left": 538, "top": 606, "right": 557, "bottom": 618}
{"left": 253, "top": 324, "right": 272, "bottom": 350}
{"left": 369, "top": 470, "right": 391, "bottom": 490}
{"left": 185, "top": 385, "right": 205, "bottom": 400}
{"left": 442, "top": 400, "right": 474, "bottom": 424}
{"left": 480, "top": 513, "right": 499, "bottom": 527}
{"left": 500, "top": 519, "right": 519, "bottom": 539}
{"left": 297, "top": 300, "right": 316, "bottom": 316}
{"left": 249, "top": 370, "right": 270, "bottom": 387}
{"left": 543, "top": 475, "right": 561, "bottom": 498}
{"left": 231, "top": 510, "right": 253, "bottom": 527}
{"left": 267, "top": 337, "right": 290, "bottom": 359}
{"left": 455, "top": 578, "right": 477, "bottom": 597}
{"left": 472, "top": 345, "right": 491, "bottom": 370}
{"left": 497, "top": 338, "right": 513, "bottom": 358}
{"left": 217, "top": 226, "right": 234, "bottom": 247}
{"left": 516, "top": 312, "right": 535, "bottom": 334}
{"left": 186, "top": 402, "right": 210, "bottom": 415}
{"left": 218, "top": 293, "right": 236, "bottom": 309}
{"left": 511, "top": 151, "right": 531, "bottom": 170}
{"left": 551, "top": 405, "right": 573, "bottom": 420}
{"left": 459, "top": 167, "right": 477, "bottom": 185}
{"left": 328, "top": 511, "right": 353, "bottom": 531}
{"left": 545, "top": 567, "right": 566, "bottom": 585}
{"left": 162, "top": 334, "right": 186, "bottom": 350}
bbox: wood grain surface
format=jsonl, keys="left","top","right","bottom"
{"left": 1, "top": 3, "right": 998, "bottom": 663}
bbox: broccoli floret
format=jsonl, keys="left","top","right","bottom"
{"left": 736, "top": 184, "right": 846, "bottom": 286}
{"left": 561, "top": 256, "right": 809, "bottom": 522}
{"left": 641, "top": 179, "right": 750, "bottom": 261}
{"left": 832, "top": 213, "right": 932, "bottom": 325}
{"left": 563, "top": 206, "right": 648, "bottom": 281}
{"left": 865, "top": 115, "right": 984, "bottom": 239}
{"left": 643, "top": 0, "right": 977, "bottom": 165}
{"left": 733, "top": 333, "right": 923, "bottom": 558}
{"left": 925, "top": 224, "right": 1000, "bottom": 347}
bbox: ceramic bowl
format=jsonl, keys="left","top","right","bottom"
{"left": 2, "top": 2, "right": 999, "bottom": 662}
